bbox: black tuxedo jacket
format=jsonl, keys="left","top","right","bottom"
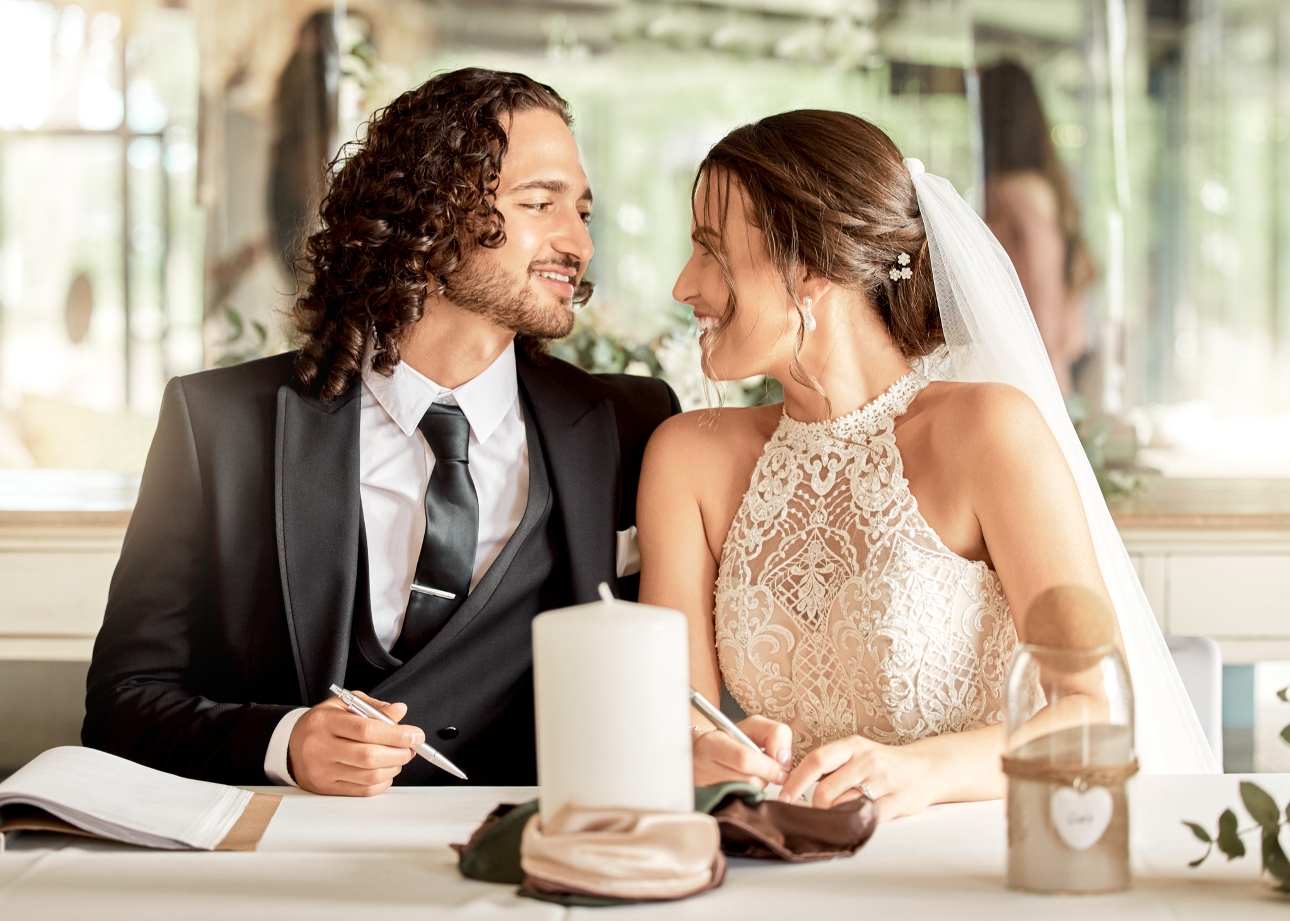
{"left": 83, "top": 349, "right": 679, "bottom": 784}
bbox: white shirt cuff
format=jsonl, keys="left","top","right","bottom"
{"left": 264, "top": 708, "right": 309, "bottom": 786}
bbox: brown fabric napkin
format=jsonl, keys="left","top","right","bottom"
{"left": 711, "top": 793, "right": 877, "bottom": 861}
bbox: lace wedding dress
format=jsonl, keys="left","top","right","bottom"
{"left": 714, "top": 370, "right": 1019, "bottom": 764}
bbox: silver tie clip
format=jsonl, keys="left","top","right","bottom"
{"left": 410, "top": 583, "right": 456, "bottom": 600}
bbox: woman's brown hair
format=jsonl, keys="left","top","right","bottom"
{"left": 694, "top": 110, "right": 942, "bottom": 400}
{"left": 291, "top": 68, "right": 591, "bottom": 401}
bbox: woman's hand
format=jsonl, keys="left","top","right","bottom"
{"left": 778, "top": 734, "right": 938, "bottom": 822}
{"left": 692, "top": 715, "right": 793, "bottom": 789}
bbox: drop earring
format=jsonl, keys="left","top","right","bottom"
{"left": 802, "top": 296, "right": 817, "bottom": 332}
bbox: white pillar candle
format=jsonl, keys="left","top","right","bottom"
{"left": 531, "top": 588, "right": 693, "bottom": 825}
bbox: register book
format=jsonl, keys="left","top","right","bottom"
{"left": 0, "top": 746, "right": 280, "bottom": 850}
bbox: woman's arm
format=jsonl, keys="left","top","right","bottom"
{"left": 964, "top": 384, "right": 1112, "bottom": 642}
{"left": 637, "top": 414, "right": 791, "bottom": 787}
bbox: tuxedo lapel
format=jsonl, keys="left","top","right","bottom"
{"left": 274, "top": 381, "right": 362, "bottom": 704}
{"left": 517, "top": 355, "right": 620, "bottom": 603}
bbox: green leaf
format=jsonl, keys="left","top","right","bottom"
{"left": 1184, "top": 821, "right": 1212, "bottom": 844}
{"left": 225, "top": 306, "right": 244, "bottom": 341}
{"left": 1262, "top": 831, "right": 1290, "bottom": 890}
{"left": 1242, "top": 782, "right": 1282, "bottom": 831}
{"left": 1189, "top": 848, "right": 1211, "bottom": 868}
{"left": 1281, "top": 723, "right": 1290, "bottom": 747}
{"left": 1217, "top": 808, "right": 1247, "bottom": 860}
{"left": 1277, "top": 686, "right": 1290, "bottom": 702}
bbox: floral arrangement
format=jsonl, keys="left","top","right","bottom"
{"left": 1064, "top": 394, "right": 1150, "bottom": 498}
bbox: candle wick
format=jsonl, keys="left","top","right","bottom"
{"left": 597, "top": 582, "right": 615, "bottom": 604}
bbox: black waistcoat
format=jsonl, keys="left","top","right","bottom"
{"left": 344, "top": 387, "right": 568, "bottom": 785}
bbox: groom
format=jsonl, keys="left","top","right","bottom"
{"left": 83, "top": 68, "right": 678, "bottom": 792}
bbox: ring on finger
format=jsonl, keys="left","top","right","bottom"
{"left": 858, "top": 781, "right": 874, "bottom": 800}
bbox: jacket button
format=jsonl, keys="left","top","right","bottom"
{"left": 437, "top": 726, "right": 458, "bottom": 740}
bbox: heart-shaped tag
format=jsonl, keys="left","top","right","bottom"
{"left": 1049, "top": 785, "right": 1113, "bottom": 851}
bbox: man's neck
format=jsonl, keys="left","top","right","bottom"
{"left": 399, "top": 299, "right": 516, "bottom": 391}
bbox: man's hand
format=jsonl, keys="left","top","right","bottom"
{"left": 692, "top": 715, "right": 792, "bottom": 789}
{"left": 287, "top": 691, "right": 423, "bottom": 796}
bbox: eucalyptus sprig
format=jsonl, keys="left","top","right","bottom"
{"left": 1185, "top": 782, "right": 1290, "bottom": 892}
{"left": 1277, "top": 685, "right": 1290, "bottom": 746}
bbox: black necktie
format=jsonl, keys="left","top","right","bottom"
{"left": 393, "top": 403, "right": 478, "bottom": 660}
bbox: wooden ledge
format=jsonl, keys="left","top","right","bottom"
{"left": 0, "top": 509, "right": 132, "bottom": 528}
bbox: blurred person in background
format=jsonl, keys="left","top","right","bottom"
{"left": 980, "top": 61, "right": 1094, "bottom": 394}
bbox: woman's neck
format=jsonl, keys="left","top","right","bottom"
{"left": 777, "top": 295, "right": 913, "bottom": 423}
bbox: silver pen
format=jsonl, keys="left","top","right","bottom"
{"left": 328, "top": 684, "right": 468, "bottom": 780}
{"left": 689, "top": 687, "right": 762, "bottom": 753}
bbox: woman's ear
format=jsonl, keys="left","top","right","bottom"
{"left": 794, "top": 269, "right": 833, "bottom": 310}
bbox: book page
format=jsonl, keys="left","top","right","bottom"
{"left": 0, "top": 747, "right": 252, "bottom": 850}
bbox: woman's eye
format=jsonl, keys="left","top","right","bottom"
{"left": 580, "top": 211, "right": 592, "bottom": 225}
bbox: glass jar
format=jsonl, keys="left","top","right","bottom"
{"left": 1003, "top": 643, "right": 1136, "bottom": 894}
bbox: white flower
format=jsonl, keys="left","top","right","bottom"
{"left": 900, "top": 267, "right": 912, "bottom": 280}
{"left": 898, "top": 252, "right": 910, "bottom": 266}
{"left": 889, "top": 268, "right": 901, "bottom": 281}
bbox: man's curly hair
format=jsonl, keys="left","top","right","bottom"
{"left": 291, "top": 68, "right": 592, "bottom": 401}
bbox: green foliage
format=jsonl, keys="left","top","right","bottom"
{"left": 1243, "top": 783, "right": 1282, "bottom": 831}
{"left": 1064, "top": 394, "right": 1147, "bottom": 498}
{"left": 1186, "top": 786, "right": 1289, "bottom": 891}
{"left": 1217, "top": 809, "right": 1246, "bottom": 860}
{"left": 214, "top": 306, "right": 269, "bottom": 368}
{"left": 548, "top": 320, "right": 663, "bottom": 378}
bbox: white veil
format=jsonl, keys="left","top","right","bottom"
{"left": 904, "top": 158, "right": 1219, "bottom": 774}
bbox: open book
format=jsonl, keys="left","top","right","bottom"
{"left": 0, "top": 747, "right": 280, "bottom": 851}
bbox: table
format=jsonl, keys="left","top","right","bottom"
{"left": 2, "top": 775, "right": 1288, "bottom": 919}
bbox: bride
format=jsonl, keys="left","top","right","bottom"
{"left": 636, "top": 110, "right": 1217, "bottom": 823}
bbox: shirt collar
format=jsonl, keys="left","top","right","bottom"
{"left": 362, "top": 341, "right": 518, "bottom": 445}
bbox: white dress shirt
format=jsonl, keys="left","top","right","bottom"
{"left": 263, "top": 344, "right": 528, "bottom": 785}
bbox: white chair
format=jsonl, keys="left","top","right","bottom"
{"left": 1165, "top": 635, "right": 1224, "bottom": 767}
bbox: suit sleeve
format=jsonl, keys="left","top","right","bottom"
{"left": 602, "top": 375, "right": 681, "bottom": 602}
{"left": 82, "top": 376, "right": 296, "bottom": 784}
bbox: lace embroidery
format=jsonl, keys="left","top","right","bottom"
{"left": 715, "top": 372, "right": 1020, "bottom": 763}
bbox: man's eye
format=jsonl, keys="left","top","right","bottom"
{"left": 523, "top": 202, "right": 553, "bottom": 212}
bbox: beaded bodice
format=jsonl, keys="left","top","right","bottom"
{"left": 714, "top": 372, "right": 1018, "bottom": 764}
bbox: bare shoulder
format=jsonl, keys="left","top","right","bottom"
{"left": 988, "top": 171, "right": 1059, "bottom": 220}
{"left": 908, "top": 380, "right": 1052, "bottom": 459}
{"left": 647, "top": 404, "right": 778, "bottom": 455}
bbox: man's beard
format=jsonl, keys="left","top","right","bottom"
{"left": 442, "top": 252, "right": 577, "bottom": 340}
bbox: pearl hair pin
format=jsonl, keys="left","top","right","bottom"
{"left": 889, "top": 253, "right": 912, "bottom": 282}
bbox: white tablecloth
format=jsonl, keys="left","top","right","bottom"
{"left": 2, "top": 775, "right": 1288, "bottom": 919}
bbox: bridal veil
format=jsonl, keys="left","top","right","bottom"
{"left": 904, "top": 157, "right": 1219, "bottom": 774}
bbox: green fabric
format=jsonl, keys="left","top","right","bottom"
{"left": 457, "top": 800, "right": 538, "bottom": 885}
{"left": 692, "top": 781, "right": 765, "bottom": 815}
{"left": 516, "top": 886, "right": 634, "bottom": 908}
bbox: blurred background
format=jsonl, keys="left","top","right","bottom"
{"left": 0, "top": 0, "right": 1287, "bottom": 775}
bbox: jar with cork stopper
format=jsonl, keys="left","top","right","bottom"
{"left": 1003, "top": 585, "right": 1138, "bottom": 894}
